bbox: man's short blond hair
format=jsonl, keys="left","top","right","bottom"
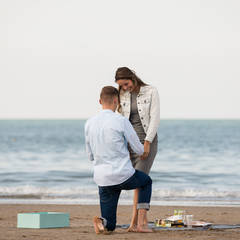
{"left": 100, "top": 86, "right": 119, "bottom": 104}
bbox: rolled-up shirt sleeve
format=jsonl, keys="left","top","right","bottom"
{"left": 123, "top": 118, "right": 144, "bottom": 155}
{"left": 84, "top": 122, "right": 94, "bottom": 161}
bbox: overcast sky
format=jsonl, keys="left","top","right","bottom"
{"left": 0, "top": 0, "right": 240, "bottom": 119}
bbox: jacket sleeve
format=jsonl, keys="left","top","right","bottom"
{"left": 123, "top": 118, "right": 144, "bottom": 155}
{"left": 145, "top": 87, "right": 160, "bottom": 142}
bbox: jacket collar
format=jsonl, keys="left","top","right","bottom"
{"left": 138, "top": 86, "right": 147, "bottom": 96}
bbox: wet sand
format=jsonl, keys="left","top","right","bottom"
{"left": 1, "top": 204, "right": 240, "bottom": 240}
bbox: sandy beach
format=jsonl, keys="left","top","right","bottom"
{"left": 0, "top": 204, "right": 240, "bottom": 240}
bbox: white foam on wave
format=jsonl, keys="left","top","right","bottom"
{"left": 1, "top": 185, "right": 240, "bottom": 201}
{"left": 0, "top": 185, "right": 98, "bottom": 199}
{"left": 152, "top": 188, "right": 240, "bottom": 199}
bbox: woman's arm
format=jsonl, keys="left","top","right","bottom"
{"left": 140, "top": 140, "right": 151, "bottom": 160}
{"left": 145, "top": 87, "right": 160, "bottom": 143}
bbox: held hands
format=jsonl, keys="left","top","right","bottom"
{"left": 140, "top": 140, "right": 150, "bottom": 160}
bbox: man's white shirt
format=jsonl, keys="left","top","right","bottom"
{"left": 85, "top": 109, "right": 144, "bottom": 186}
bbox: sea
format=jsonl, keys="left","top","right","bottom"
{"left": 0, "top": 119, "right": 240, "bottom": 206}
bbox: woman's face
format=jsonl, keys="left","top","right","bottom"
{"left": 116, "top": 79, "right": 135, "bottom": 92}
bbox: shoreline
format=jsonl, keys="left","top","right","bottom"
{"left": 1, "top": 199, "right": 240, "bottom": 207}
{"left": 1, "top": 204, "right": 240, "bottom": 240}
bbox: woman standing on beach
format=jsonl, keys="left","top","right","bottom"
{"left": 115, "top": 67, "right": 160, "bottom": 231}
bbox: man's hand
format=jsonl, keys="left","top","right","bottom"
{"left": 140, "top": 141, "right": 150, "bottom": 160}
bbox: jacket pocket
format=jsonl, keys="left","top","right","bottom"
{"left": 140, "top": 97, "right": 151, "bottom": 104}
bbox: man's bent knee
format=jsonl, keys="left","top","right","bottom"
{"left": 106, "top": 221, "right": 116, "bottom": 231}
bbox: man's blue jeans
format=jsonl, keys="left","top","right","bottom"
{"left": 98, "top": 170, "right": 152, "bottom": 231}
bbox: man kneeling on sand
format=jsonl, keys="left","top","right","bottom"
{"left": 85, "top": 86, "right": 153, "bottom": 234}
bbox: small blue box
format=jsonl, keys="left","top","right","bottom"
{"left": 17, "top": 212, "right": 69, "bottom": 228}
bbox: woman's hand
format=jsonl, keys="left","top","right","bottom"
{"left": 140, "top": 140, "right": 150, "bottom": 160}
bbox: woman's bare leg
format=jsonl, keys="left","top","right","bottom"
{"left": 137, "top": 209, "right": 153, "bottom": 233}
{"left": 127, "top": 188, "right": 139, "bottom": 232}
{"left": 143, "top": 210, "right": 148, "bottom": 225}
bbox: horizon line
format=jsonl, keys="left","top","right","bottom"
{"left": 0, "top": 118, "right": 240, "bottom": 121}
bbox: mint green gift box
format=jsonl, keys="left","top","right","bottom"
{"left": 17, "top": 212, "right": 69, "bottom": 228}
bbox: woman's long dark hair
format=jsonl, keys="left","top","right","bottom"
{"left": 115, "top": 67, "right": 147, "bottom": 112}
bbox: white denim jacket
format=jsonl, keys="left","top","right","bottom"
{"left": 119, "top": 85, "right": 160, "bottom": 143}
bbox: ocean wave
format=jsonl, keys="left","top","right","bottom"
{"left": 0, "top": 185, "right": 97, "bottom": 199}
{"left": 151, "top": 188, "right": 240, "bottom": 199}
{"left": 1, "top": 185, "right": 240, "bottom": 201}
